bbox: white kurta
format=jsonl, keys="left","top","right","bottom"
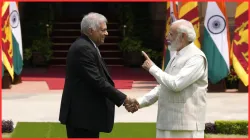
{"left": 156, "top": 129, "right": 204, "bottom": 138}
{"left": 137, "top": 43, "right": 208, "bottom": 138}
{"left": 137, "top": 54, "right": 206, "bottom": 108}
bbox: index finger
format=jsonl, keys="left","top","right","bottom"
{"left": 142, "top": 51, "right": 150, "bottom": 60}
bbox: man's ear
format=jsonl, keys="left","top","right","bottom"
{"left": 88, "top": 28, "right": 93, "bottom": 35}
{"left": 182, "top": 33, "right": 185, "bottom": 39}
{"left": 182, "top": 33, "right": 188, "bottom": 41}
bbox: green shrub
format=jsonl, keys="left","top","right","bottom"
{"left": 215, "top": 120, "right": 248, "bottom": 135}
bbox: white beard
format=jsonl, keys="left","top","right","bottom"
{"left": 168, "top": 34, "right": 181, "bottom": 51}
{"left": 168, "top": 40, "right": 179, "bottom": 51}
{"left": 168, "top": 45, "right": 177, "bottom": 51}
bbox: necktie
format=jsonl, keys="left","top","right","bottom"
{"left": 95, "top": 46, "right": 102, "bottom": 57}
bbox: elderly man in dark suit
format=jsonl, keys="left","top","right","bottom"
{"left": 59, "top": 12, "right": 139, "bottom": 138}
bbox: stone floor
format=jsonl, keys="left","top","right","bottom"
{"left": 2, "top": 81, "right": 248, "bottom": 127}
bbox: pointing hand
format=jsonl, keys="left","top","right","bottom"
{"left": 141, "top": 51, "right": 154, "bottom": 71}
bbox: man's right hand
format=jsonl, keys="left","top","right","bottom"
{"left": 123, "top": 97, "right": 139, "bottom": 113}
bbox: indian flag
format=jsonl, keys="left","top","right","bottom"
{"left": 10, "top": 2, "right": 23, "bottom": 76}
{"left": 202, "top": 2, "right": 231, "bottom": 84}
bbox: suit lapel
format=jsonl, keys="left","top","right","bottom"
{"left": 97, "top": 53, "right": 114, "bottom": 85}
{"left": 81, "top": 35, "right": 114, "bottom": 85}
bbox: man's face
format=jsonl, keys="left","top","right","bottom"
{"left": 89, "top": 22, "right": 108, "bottom": 46}
{"left": 166, "top": 26, "right": 181, "bottom": 51}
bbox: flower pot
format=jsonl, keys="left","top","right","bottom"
{"left": 123, "top": 51, "right": 143, "bottom": 67}
{"left": 225, "top": 80, "right": 239, "bottom": 89}
{"left": 32, "top": 51, "right": 47, "bottom": 67}
{"left": 23, "top": 59, "right": 32, "bottom": 68}
{"left": 12, "top": 73, "right": 22, "bottom": 85}
{"left": 238, "top": 80, "right": 248, "bottom": 93}
{"left": 2, "top": 71, "right": 12, "bottom": 89}
{"left": 207, "top": 80, "right": 226, "bottom": 92}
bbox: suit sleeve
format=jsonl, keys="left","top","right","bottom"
{"left": 78, "top": 45, "right": 127, "bottom": 107}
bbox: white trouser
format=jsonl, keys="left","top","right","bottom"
{"left": 156, "top": 129, "right": 204, "bottom": 138}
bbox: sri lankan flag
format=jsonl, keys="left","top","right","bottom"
{"left": 2, "top": 2, "right": 14, "bottom": 79}
{"left": 178, "top": 2, "right": 200, "bottom": 48}
{"left": 162, "top": 1, "right": 178, "bottom": 70}
{"left": 231, "top": 2, "right": 248, "bottom": 86}
{"left": 1, "top": 2, "right": 23, "bottom": 80}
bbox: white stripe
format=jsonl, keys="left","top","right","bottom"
{"left": 170, "top": 2, "right": 177, "bottom": 22}
{"left": 168, "top": 2, "right": 178, "bottom": 59}
{"left": 204, "top": 2, "right": 230, "bottom": 70}
{"left": 9, "top": 2, "right": 23, "bottom": 59}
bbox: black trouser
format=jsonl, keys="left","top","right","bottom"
{"left": 66, "top": 125, "right": 100, "bottom": 138}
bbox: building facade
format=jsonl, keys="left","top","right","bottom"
{"left": 18, "top": 2, "right": 238, "bottom": 67}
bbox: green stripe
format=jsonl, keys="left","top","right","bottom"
{"left": 12, "top": 34, "right": 23, "bottom": 75}
{"left": 202, "top": 29, "right": 229, "bottom": 84}
{"left": 2, "top": 64, "right": 4, "bottom": 77}
{"left": 163, "top": 49, "right": 170, "bottom": 70}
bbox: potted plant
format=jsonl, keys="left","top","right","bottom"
{"left": 23, "top": 48, "right": 32, "bottom": 67}
{"left": 143, "top": 48, "right": 162, "bottom": 67}
{"left": 238, "top": 80, "right": 248, "bottom": 92}
{"left": 151, "top": 51, "right": 162, "bottom": 67}
{"left": 119, "top": 36, "right": 143, "bottom": 67}
{"left": 118, "top": 4, "right": 143, "bottom": 67}
{"left": 31, "top": 37, "right": 53, "bottom": 67}
{"left": 225, "top": 66, "right": 239, "bottom": 89}
{"left": 2, "top": 68, "right": 12, "bottom": 89}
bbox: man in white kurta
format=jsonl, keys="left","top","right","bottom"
{"left": 129, "top": 19, "right": 208, "bottom": 138}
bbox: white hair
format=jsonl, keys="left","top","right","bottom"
{"left": 80, "top": 12, "right": 107, "bottom": 35}
{"left": 172, "top": 19, "right": 196, "bottom": 42}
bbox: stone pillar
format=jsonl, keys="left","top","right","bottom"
{"left": 150, "top": 2, "right": 166, "bottom": 51}
{"left": 18, "top": 2, "right": 26, "bottom": 21}
{"left": 54, "top": 3, "right": 63, "bottom": 20}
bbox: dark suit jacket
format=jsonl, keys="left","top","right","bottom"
{"left": 59, "top": 35, "right": 127, "bottom": 133}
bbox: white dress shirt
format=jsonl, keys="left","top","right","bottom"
{"left": 89, "top": 38, "right": 101, "bottom": 57}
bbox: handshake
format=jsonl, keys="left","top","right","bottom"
{"left": 123, "top": 97, "right": 140, "bottom": 113}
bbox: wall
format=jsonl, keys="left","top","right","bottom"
{"left": 150, "top": 2, "right": 166, "bottom": 51}
{"left": 60, "top": 2, "right": 119, "bottom": 21}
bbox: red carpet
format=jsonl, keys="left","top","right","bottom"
{"left": 21, "top": 66, "right": 155, "bottom": 90}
